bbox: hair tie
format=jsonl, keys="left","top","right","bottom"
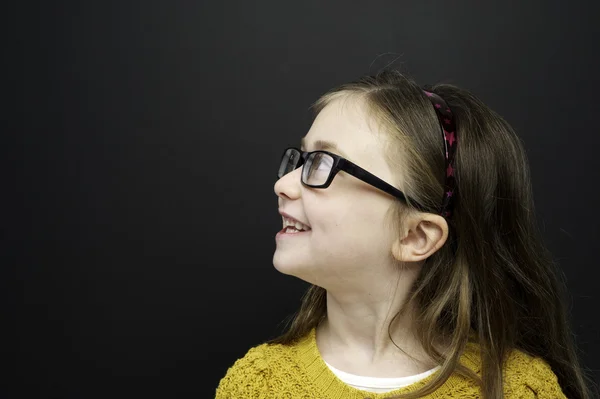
{"left": 423, "top": 90, "right": 457, "bottom": 218}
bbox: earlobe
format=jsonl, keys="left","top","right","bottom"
{"left": 391, "top": 215, "right": 449, "bottom": 263}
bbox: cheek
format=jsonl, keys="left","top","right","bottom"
{"left": 314, "top": 209, "right": 391, "bottom": 254}
{"left": 305, "top": 191, "right": 395, "bottom": 255}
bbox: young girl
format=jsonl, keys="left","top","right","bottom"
{"left": 215, "top": 70, "right": 596, "bottom": 398}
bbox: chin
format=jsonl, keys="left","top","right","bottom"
{"left": 272, "top": 255, "right": 315, "bottom": 282}
{"left": 272, "top": 258, "right": 301, "bottom": 277}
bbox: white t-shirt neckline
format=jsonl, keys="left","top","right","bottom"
{"left": 324, "top": 361, "right": 441, "bottom": 393}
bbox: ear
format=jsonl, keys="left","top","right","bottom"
{"left": 391, "top": 214, "right": 449, "bottom": 262}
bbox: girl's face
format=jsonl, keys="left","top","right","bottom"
{"left": 273, "top": 97, "right": 405, "bottom": 290}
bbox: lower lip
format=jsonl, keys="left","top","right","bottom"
{"left": 276, "top": 228, "right": 311, "bottom": 239}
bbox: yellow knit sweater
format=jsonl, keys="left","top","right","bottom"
{"left": 215, "top": 328, "right": 566, "bottom": 398}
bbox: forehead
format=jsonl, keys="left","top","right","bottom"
{"left": 301, "top": 97, "right": 389, "bottom": 168}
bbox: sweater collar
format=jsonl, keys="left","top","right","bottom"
{"left": 294, "top": 327, "right": 481, "bottom": 399}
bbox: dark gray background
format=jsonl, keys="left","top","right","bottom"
{"left": 3, "top": 1, "right": 599, "bottom": 398}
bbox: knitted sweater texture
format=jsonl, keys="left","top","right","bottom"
{"left": 215, "top": 328, "right": 566, "bottom": 398}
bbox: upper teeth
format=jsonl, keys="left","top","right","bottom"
{"left": 283, "top": 217, "right": 310, "bottom": 231}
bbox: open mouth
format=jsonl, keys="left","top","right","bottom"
{"left": 277, "top": 226, "right": 311, "bottom": 237}
{"left": 282, "top": 226, "right": 307, "bottom": 234}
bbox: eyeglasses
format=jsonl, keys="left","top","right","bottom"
{"left": 277, "top": 147, "right": 426, "bottom": 210}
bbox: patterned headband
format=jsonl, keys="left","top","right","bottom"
{"left": 423, "top": 90, "right": 457, "bottom": 218}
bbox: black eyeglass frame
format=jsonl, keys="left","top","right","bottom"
{"left": 278, "top": 147, "right": 427, "bottom": 211}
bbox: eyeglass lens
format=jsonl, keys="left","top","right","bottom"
{"left": 278, "top": 149, "right": 334, "bottom": 186}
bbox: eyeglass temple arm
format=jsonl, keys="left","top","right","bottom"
{"left": 341, "top": 160, "right": 427, "bottom": 211}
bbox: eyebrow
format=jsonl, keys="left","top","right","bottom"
{"left": 300, "top": 138, "right": 350, "bottom": 159}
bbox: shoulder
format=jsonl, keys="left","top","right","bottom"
{"left": 502, "top": 349, "right": 567, "bottom": 398}
{"left": 215, "top": 342, "right": 291, "bottom": 398}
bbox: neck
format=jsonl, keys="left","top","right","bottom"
{"left": 316, "top": 267, "right": 438, "bottom": 374}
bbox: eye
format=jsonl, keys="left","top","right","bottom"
{"left": 315, "top": 154, "right": 333, "bottom": 170}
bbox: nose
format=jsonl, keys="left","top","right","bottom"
{"left": 274, "top": 166, "right": 303, "bottom": 200}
